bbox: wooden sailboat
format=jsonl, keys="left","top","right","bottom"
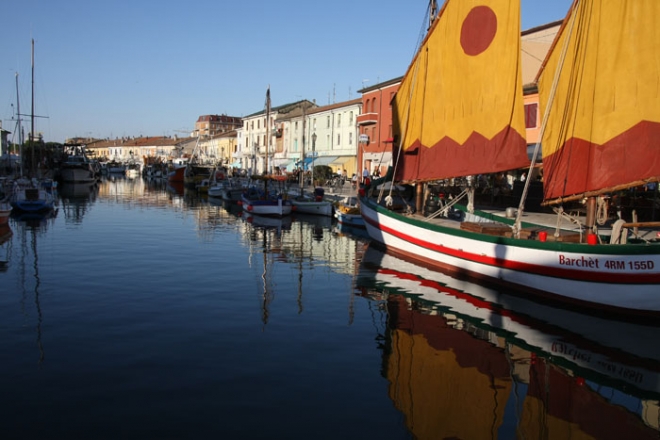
{"left": 358, "top": 0, "right": 660, "bottom": 317}
{"left": 241, "top": 87, "right": 293, "bottom": 217}
{"left": 290, "top": 103, "right": 333, "bottom": 216}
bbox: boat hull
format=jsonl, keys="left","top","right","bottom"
{"left": 241, "top": 195, "right": 292, "bottom": 217}
{"left": 359, "top": 195, "right": 660, "bottom": 315}
{"left": 0, "top": 206, "right": 11, "bottom": 226}
{"left": 60, "top": 166, "right": 96, "bottom": 183}
{"left": 290, "top": 199, "right": 333, "bottom": 216}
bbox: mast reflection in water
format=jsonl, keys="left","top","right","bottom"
{"left": 357, "top": 244, "right": 660, "bottom": 439}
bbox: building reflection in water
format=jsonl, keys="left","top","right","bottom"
{"left": 357, "top": 244, "right": 660, "bottom": 439}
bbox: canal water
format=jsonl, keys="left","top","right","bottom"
{"left": 1, "top": 176, "right": 659, "bottom": 439}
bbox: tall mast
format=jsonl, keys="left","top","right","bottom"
{"left": 265, "top": 86, "right": 270, "bottom": 175}
{"left": 31, "top": 38, "right": 35, "bottom": 176}
{"left": 300, "top": 103, "right": 306, "bottom": 190}
{"left": 15, "top": 72, "right": 23, "bottom": 177}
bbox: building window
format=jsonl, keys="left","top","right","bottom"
{"left": 349, "top": 111, "right": 353, "bottom": 124}
{"left": 337, "top": 134, "right": 341, "bottom": 146}
{"left": 337, "top": 114, "right": 341, "bottom": 127}
{"left": 327, "top": 116, "right": 330, "bottom": 128}
{"left": 525, "top": 103, "right": 538, "bottom": 129}
{"left": 349, "top": 132, "right": 353, "bottom": 145}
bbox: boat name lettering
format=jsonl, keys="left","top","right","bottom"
{"left": 558, "top": 255, "right": 599, "bottom": 269}
{"left": 551, "top": 341, "right": 592, "bottom": 363}
{"left": 602, "top": 259, "right": 655, "bottom": 271}
{"left": 596, "top": 360, "right": 645, "bottom": 384}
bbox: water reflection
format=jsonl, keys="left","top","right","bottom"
{"left": 11, "top": 213, "right": 55, "bottom": 365}
{"left": 0, "top": 223, "right": 12, "bottom": 272}
{"left": 59, "top": 181, "right": 99, "bottom": 224}
{"left": 357, "top": 244, "right": 660, "bottom": 439}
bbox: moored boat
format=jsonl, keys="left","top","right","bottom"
{"left": 0, "top": 200, "right": 11, "bottom": 226}
{"left": 359, "top": 0, "right": 660, "bottom": 317}
{"left": 290, "top": 187, "right": 333, "bottom": 217}
{"left": 59, "top": 144, "right": 97, "bottom": 183}
{"left": 335, "top": 195, "right": 364, "bottom": 227}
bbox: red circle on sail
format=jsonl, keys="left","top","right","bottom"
{"left": 460, "top": 6, "right": 497, "bottom": 56}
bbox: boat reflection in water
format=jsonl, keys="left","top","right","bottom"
{"left": 0, "top": 223, "right": 12, "bottom": 271}
{"left": 357, "top": 244, "right": 660, "bottom": 439}
{"left": 58, "top": 181, "right": 99, "bottom": 224}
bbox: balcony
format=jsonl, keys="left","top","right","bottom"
{"left": 357, "top": 112, "right": 379, "bottom": 126}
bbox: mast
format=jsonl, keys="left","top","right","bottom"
{"left": 265, "top": 86, "right": 271, "bottom": 175}
{"left": 30, "top": 39, "right": 36, "bottom": 178}
{"left": 15, "top": 73, "right": 23, "bottom": 177}
{"left": 300, "top": 103, "right": 306, "bottom": 191}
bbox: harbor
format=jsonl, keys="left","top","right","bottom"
{"left": 1, "top": 177, "right": 659, "bottom": 439}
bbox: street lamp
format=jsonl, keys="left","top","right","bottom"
{"left": 311, "top": 132, "right": 317, "bottom": 186}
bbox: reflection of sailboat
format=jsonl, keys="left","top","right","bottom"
{"left": 11, "top": 39, "right": 55, "bottom": 214}
{"left": 359, "top": 1, "right": 660, "bottom": 316}
{"left": 357, "top": 244, "right": 660, "bottom": 438}
{"left": 244, "top": 212, "right": 290, "bottom": 326}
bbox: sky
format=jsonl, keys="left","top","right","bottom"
{"left": 1, "top": 0, "right": 574, "bottom": 143}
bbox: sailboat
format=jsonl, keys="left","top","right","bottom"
{"left": 10, "top": 39, "right": 55, "bottom": 214}
{"left": 289, "top": 104, "right": 333, "bottom": 216}
{"left": 241, "top": 87, "right": 293, "bottom": 217}
{"left": 358, "top": 0, "right": 660, "bottom": 317}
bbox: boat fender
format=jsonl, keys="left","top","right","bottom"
{"left": 385, "top": 195, "right": 393, "bottom": 207}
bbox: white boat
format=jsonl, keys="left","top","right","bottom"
{"left": 290, "top": 188, "right": 333, "bottom": 217}
{"left": 359, "top": 0, "right": 660, "bottom": 317}
{"left": 59, "top": 144, "right": 97, "bottom": 183}
{"left": 334, "top": 196, "right": 364, "bottom": 227}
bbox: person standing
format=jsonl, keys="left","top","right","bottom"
{"left": 362, "top": 167, "right": 370, "bottom": 184}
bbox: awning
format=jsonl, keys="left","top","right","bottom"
{"left": 273, "top": 159, "right": 295, "bottom": 171}
{"left": 230, "top": 161, "right": 242, "bottom": 168}
{"left": 295, "top": 157, "right": 314, "bottom": 170}
{"left": 309, "top": 156, "right": 338, "bottom": 167}
{"left": 330, "top": 156, "right": 353, "bottom": 166}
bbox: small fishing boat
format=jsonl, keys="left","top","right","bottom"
{"left": 334, "top": 196, "right": 364, "bottom": 227}
{"left": 290, "top": 187, "right": 333, "bottom": 217}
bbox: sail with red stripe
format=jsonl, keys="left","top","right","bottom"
{"left": 393, "top": 1, "right": 528, "bottom": 183}
{"left": 538, "top": 0, "right": 660, "bottom": 202}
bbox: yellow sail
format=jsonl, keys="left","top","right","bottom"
{"left": 538, "top": 0, "right": 660, "bottom": 201}
{"left": 394, "top": 0, "right": 528, "bottom": 182}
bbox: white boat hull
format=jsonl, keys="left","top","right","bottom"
{"left": 359, "top": 196, "right": 660, "bottom": 315}
{"left": 290, "top": 199, "right": 333, "bottom": 216}
{"left": 241, "top": 196, "right": 292, "bottom": 217}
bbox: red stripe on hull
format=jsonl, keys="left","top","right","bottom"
{"left": 364, "top": 209, "right": 660, "bottom": 284}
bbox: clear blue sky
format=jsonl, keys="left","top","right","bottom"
{"left": 1, "top": 0, "right": 573, "bottom": 143}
